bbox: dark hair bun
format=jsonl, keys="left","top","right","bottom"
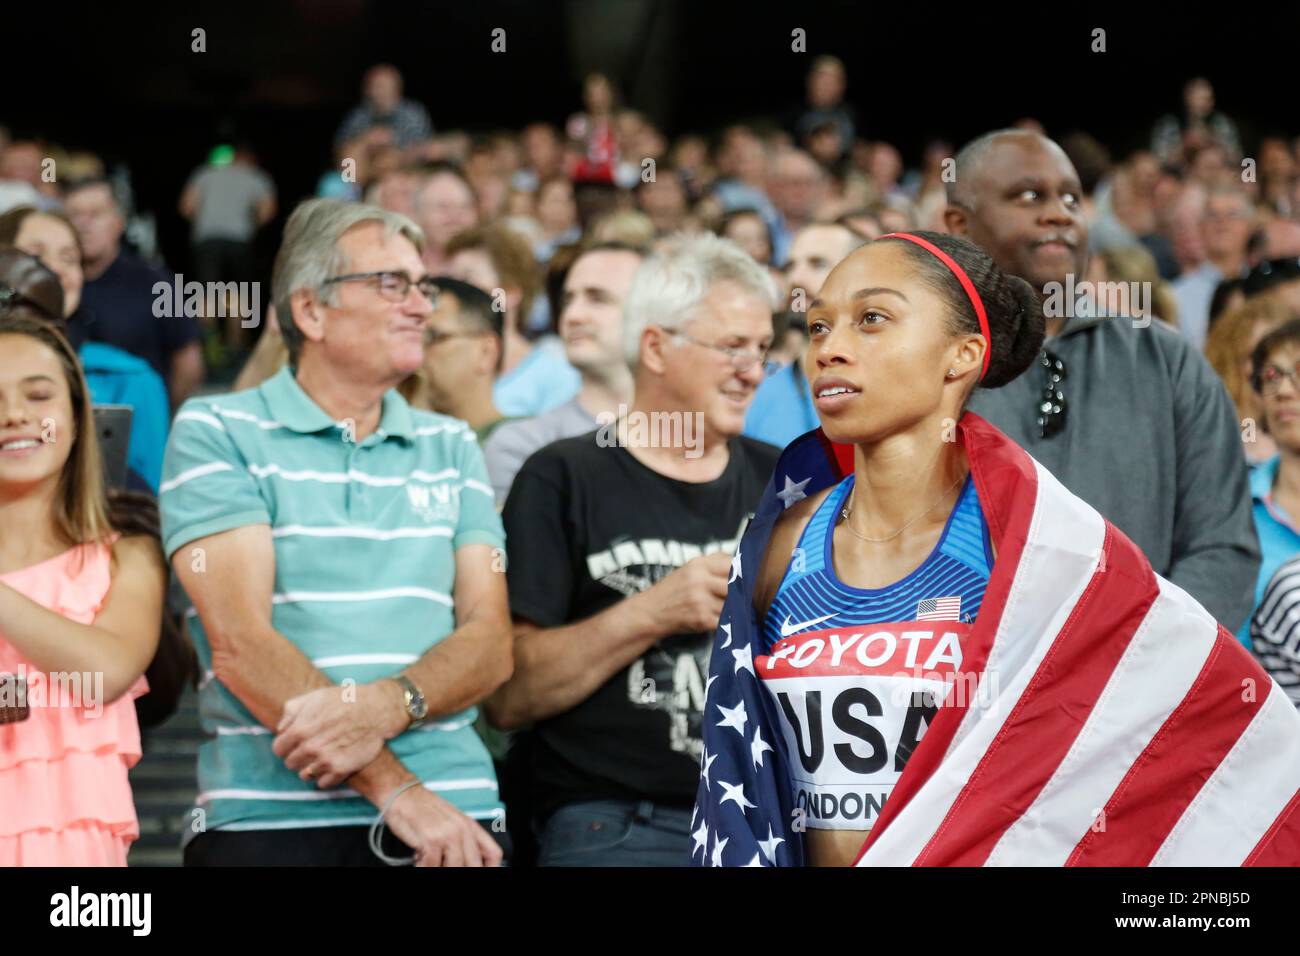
{"left": 0, "top": 246, "right": 64, "bottom": 322}
{"left": 981, "top": 274, "right": 1045, "bottom": 388}
{"left": 880, "top": 231, "right": 1045, "bottom": 390}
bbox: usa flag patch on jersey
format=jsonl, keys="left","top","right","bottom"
{"left": 916, "top": 596, "right": 961, "bottom": 621}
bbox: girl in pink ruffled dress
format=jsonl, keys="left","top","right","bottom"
{"left": 0, "top": 310, "right": 164, "bottom": 866}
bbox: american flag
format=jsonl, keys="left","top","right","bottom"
{"left": 916, "top": 596, "right": 962, "bottom": 621}
{"left": 692, "top": 413, "right": 1300, "bottom": 866}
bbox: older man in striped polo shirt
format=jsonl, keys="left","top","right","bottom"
{"left": 161, "top": 199, "right": 512, "bottom": 866}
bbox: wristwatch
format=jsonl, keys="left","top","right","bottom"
{"left": 393, "top": 673, "right": 428, "bottom": 728}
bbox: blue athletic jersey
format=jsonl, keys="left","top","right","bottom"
{"left": 764, "top": 473, "right": 993, "bottom": 650}
{"left": 756, "top": 473, "right": 994, "bottom": 832}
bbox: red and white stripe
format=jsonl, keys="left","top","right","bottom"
{"left": 853, "top": 413, "right": 1300, "bottom": 867}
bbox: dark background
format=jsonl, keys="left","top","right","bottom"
{"left": 6, "top": 0, "right": 1297, "bottom": 269}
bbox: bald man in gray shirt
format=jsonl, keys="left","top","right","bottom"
{"left": 947, "top": 129, "right": 1259, "bottom": 632}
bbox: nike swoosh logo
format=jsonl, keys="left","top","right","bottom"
{"left": 779, "top": 613, "right": 837, "bottom": 637}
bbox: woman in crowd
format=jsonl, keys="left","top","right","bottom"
{"left": 1206, "top": 296, "right": 1293, "bottom": 465}
{"left": 693, "top": 231, "right": 1300, "bottom": 867}
{"left": 1238, "top": 318, "right": 1300, "bottom": 649}
{"left": 533, "top": 176, "right": 582, "bottom": 264}
{"left": 0, "top": 309, "right": 165, "bottom": 865}
{"left": 720, "top": 208, "right": 774, "bottom": 266}
{"left": 720, "top": 208, "right": 785, "bottom": 300}
{"left": 0, "top": 208, "right": 170, "bottom": 490}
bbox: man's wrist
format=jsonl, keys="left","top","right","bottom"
{"left": 348, "top": 749, "right": 413, "bottom": 810}
{"left": 374, "top": 678, "right": 412, "bottom": 738}
{"left": 383, "top": 777, "right": 425, "bottom": 817}
{"left": 618, "top": 587, "right": 672, "bottom": 646}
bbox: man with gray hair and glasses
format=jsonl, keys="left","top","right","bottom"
{"left": 485, "top": 232, "right": 781, "bottom": 866}
{"left": 161, "top": 198, "right": 512, "bottom": 866}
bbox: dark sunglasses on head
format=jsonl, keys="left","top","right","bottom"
{"left": 1244, "top": 257, "right": 1300, "bottom": 297}
{"left": 1036, "top": 349, "right": 1068, "bottom": 439}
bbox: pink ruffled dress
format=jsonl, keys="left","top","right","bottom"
{"left": 0, "top": 539, "right": 148, "bottom": 866}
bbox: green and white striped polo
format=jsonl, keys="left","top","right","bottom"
{"left": 160, "top": 366, "right": 505, "bottom": 840}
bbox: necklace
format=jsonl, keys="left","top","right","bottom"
{"left": 840, "top": 472, "right": 967, "bottom": 543}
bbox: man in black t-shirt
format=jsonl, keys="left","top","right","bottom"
{"left": 486, "top": 233, "right": 781, "bottom": 866}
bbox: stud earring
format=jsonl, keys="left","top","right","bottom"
{"left": 946, "top": 368, "right": 956, "bottom": 378}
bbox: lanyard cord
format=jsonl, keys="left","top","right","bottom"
{"left": 368, "top": 779, "right": 424, "bottom": 865}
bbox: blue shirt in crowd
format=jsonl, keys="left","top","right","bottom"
{"left": 492, "top": 340, "right": 580, "bottom": 418}
{"left": 1242, "top": 455, "right": 1300, "bottom": 647}
{"left": 81, "top": 341, "right": 170, "bottom": 491}
{"left": 743, "top": 362, "right": 819, "bottom": 451}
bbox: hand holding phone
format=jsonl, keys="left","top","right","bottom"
{"left": 0, "top": 673, "right": 29, "bottom": 724}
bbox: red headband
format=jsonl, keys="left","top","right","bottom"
{"left": 881, "top": 232, "right": 991, "bottom": 380}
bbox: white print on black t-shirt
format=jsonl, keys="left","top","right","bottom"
{"left": 585, "top": 516, "right": 750, "bottom": 595}
{"left": 628, "top": 650, "right": 707, "bottom": 762}
{"left": 586, "top": 515, "right": 750, "bottom": 762}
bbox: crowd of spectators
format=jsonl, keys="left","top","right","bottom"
{"left": 4, "top": 59, "right": 1300, "bottom": 866}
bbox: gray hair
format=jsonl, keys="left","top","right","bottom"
{"left": 271, "top": 198, "right": 425, "bottom": 364}
{"left": 622, "top": 232, "right": 778, "bottom": 367}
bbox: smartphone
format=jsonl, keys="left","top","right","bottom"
{"left": 93, "top": 404, "right": 133, "bottom": 491}
{"left": 0, "top": 673, "right": 29, "bottom": 724}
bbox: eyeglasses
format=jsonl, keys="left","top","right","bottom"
{"left": 1204, "top": 209, "right": 1250, "bottom": 222}
{"left": 320, "top": 270, "right": 440, "bottom": 304}
{"left": 667, "top": 329, "right": 770, "bottom": 372}
{"left": 1256, "top": 361, "right": 1300, "bottom": 396}
{"left": 1036, "top": 349, "right": 1068, "bottom": 439}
